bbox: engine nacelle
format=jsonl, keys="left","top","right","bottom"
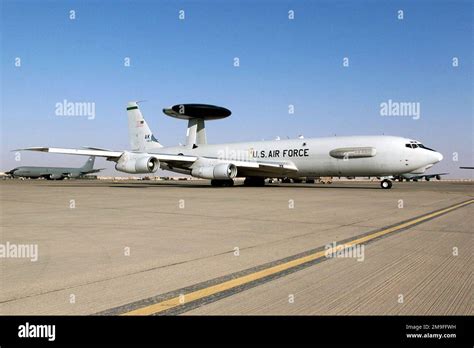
{"left": 191, "top": 163, "right": 237, "bottom": 180}
{"left": 115, "top": 152, "right": 160, "bottom": 174}
{"left": 47, "top": 174, "right": 64, "bottom": 180}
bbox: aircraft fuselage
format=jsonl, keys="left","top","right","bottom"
{"left": 153, "top": 135, "right": 443, "bottom": 178}
{"left": 8, "top": 166, "right": 83, "bottom": 179}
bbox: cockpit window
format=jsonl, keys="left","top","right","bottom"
{"left": 418, "top": 144, "right": 436, "bottom": 151}
{"left": 406, "top": 143, "right": 436, "bottom": 151}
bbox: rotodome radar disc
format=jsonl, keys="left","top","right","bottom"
{"left": 163, "top": 104, "right": 231, "bottom": 120}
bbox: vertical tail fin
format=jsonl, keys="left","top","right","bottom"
{"left": 81, "top": 156, "right": 95, "bottom": 171}
{"left": 127, "top": 102, "right": 163, "bottom": 151}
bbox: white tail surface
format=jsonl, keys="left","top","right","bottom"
{"left": 127, "top": 102, "right": 163, "bottom": 151}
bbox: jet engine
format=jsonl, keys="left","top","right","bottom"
{"left": 191, "top": 163, "right": 237, "bottom": 180}
{"left": 47, "top": 174, "right": 65, "bottom": 180}
{"left": 115, "top": 152, "right": 160, "bottom": 174}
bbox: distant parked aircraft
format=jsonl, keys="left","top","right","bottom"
{"left": 6, "top": 156, "right": 102, "bottom": 180}
{"left": 392, "top": 172, "right": 448, "bottom": 182}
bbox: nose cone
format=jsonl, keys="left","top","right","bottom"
{"left": 435, "top": 152, "right": 443, "bottom": 163}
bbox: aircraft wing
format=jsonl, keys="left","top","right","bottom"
{"left": 15, "top": 147, "right": 198, "bottom": 163}
{"left": 256, "top": 161, "right": 298, "bottom": 172}
{"left": 162, "top": 156, "right": 297, "bottom": 176}
{"left": 420, "top": 173, "right": 449, "bottom": 179}
{"left": 81, "top": 168, "right": 106, "bottom": 174}
{"left": 16, "top": 147, "right": 124, "bottom": 159}
{"left": 226, "top": 160, "right": 298, "bottom": 176}
{"left": 16, "top": 147, "right": 298, "bottom": 176}
{"left": 413, "top": 173, "right": 448, "bottom": 179}
{"left": 402, "top": 172, "right": 449, "bottom": 181}
{"left": 82, "top": 146, "right": 115, "bottom": 151}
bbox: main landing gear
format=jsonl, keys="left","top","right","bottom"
{"left": 380, "top": 179, "right": 393, "bottom": 189}
{"left": 243, "top": 177, "right": 266, "bottom": 187}
{"left": 211, "top": 179, "right": 234, "bottom": 187}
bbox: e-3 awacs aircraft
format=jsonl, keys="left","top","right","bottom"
{"left": 17, "top": 102, "right": 444, "bottom": 189}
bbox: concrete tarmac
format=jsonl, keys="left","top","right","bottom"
{"left": 0, "top": 179, "right": 472, "bottom": 315}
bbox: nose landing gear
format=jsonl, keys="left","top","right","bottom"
{"left": 380, "top": 179, "right": 392, "bottom": 189}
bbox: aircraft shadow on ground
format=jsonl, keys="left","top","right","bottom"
{"left": 38, "top": 181, "right": 381, "bottom": 190}
{"left": 102, "top": 182, "right": 382, "bottom": 190}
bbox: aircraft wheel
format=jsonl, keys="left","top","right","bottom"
{"left": 380, "top": 179, "right": 392, "bottom": 189}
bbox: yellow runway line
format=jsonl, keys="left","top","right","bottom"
{"left": 122, "top": 199, "right": 473, "bottom": 316}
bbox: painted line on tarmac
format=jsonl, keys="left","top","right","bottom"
{"left": 96, "top": 199, "right": 473, "bottom": 316}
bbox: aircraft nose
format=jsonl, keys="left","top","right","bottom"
{"left": 434, "top": 152, "right": 443, "bottom": 163}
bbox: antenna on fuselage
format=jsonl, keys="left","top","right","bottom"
{"left": 162, "top": 104, "right": 231, "bottom": 149}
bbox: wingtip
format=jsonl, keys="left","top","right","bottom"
{"left": 11, "top": 147, "right": 49, "bottom": 152}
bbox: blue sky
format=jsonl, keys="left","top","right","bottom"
{"left": 1, "top": 0, "right": 472, "bottom": 177}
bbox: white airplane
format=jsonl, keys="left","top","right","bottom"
{"left": 17, "top": 102, "right": 443, "bottom": 189}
